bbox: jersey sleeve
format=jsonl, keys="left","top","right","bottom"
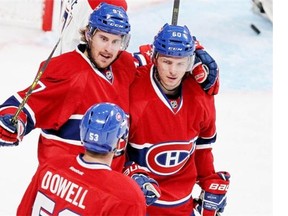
{"left": 17, "top": 166, "right": 42, "bottom": 215}
{"left": 18, "top": 55, "right": 86, "bottom": 130}
{"left": 195, "top": 93, "right": 217, "bottom": 179}
{"left": 195, "top": 148, "right": 215, "bottom": 180}
{"left": 195, "top": 94, "right": 217, "bottom": 149}
{"left": 26, "top": 78, "right": 83, "bottom": 129}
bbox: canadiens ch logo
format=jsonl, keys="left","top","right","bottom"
{"left": 146, "top": 140, "right": 196, "bottom": 176}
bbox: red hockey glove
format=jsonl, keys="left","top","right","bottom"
{"left": 133, "top": 44, "right": 153, "bottom": 67}
{"left": 0, "top": 107, "right": 27, "bottom": 146}
{"left": 194, "top": 171, "right": 230, "bottom": 216}
{"left": 123, "top": 161, "right": 161, "bottom": 206}
{"left": 192, "top": 38, "right": 220, "bottom": 95}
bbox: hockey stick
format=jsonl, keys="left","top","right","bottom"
{"left": 171, "top": 0, "right": 180, "bottom": 25}
{"left": 11, "top": 3, "right": 73, "bottom": 125}
{"left": 11, "top": 38, "right": 61, "bottom": 125}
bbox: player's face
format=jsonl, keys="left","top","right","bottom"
{"left": 156, "top": 55, "right": 190, "bottom": 91}
{"left": 89, "top": 30, "right": 123, "bottom": 68}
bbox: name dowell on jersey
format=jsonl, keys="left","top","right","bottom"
{"left": 41, "top": 171, "right": 88, "bottom": 209}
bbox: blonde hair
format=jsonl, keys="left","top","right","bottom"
{"left": 79, "top": 26, "right": 89, "bottom": 43}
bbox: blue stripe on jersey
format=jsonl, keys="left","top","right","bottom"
{"left": 127, "top": 144, "right": 149, "bottom": 168}
{"left": 42, "top": 118, "right": 81, "bottom": 141}
{"left": 195, "top": 133, "right": 217, "bottom": 146}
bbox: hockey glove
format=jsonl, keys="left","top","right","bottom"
{"left": 0, "top": 107, "right": 26, "bottom": 146}
{"left": 124, "top": 161, "right": 161, "bottom": 206}
{"left": 192, "top": 38, "right": 219, "bottom": 95}
{"left": 131, "top": 173, "right": 161, "bottom": 206}
{"left": 133, "top": 44, "right": 153, "bottom": 67}
{"left": 194, "top": 171, "right": 230, "bottom": 216}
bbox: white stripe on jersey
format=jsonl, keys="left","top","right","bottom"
{"left": 155, "top": 191, "right": 193, "bottom": 206}
{"left": 129, "top": 137, "right": 198, "bottom": 150}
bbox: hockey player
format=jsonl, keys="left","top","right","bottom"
{"left": 0, "top": 2, "right": 133, "bottom": 168}
{"left": 0, "top": 3, "right": 161, "bottom": 206}
{"left": 58, "top": 0, "right": 220, "bottom": 96}
{"left": 124, "top": 23, "right": 230, "bottom": 215}
{"left": 133, "top": 40, "right": 219, "bottom": 96}
{"left": 17, "top": 102, "right": 146, "bottom": 215}
{"left": 57, "top": 0, "right": 128, "bottom": 54}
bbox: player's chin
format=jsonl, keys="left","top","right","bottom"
{"left": 167, "top": 80, "right": 181, "bottom": 89}
{"left": 98, "top": 60, "right": 112, "bottom": 69}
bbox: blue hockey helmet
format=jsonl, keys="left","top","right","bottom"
{"left": 80, "top": 102, "right": 128, "bottom": 154}
{"left": 88, "top": 2, "right": 130, "bottom": 36}
{"left": 153, "top": 23, "right": 195, "bottom": 58}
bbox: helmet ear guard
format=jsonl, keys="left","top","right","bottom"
{"left": 186, "top": 53, "right": 195, "bottom": 72}
{"left": 120, "top": 33, "right": 131, "bottom": 51}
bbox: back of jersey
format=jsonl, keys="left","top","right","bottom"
{"left": 17, "top": 154, "right": 146, "bottom": 215}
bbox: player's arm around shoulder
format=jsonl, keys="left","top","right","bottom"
{"left": 113, "top": 50, "right": 138, "bottom": 82}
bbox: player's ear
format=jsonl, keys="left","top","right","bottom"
{"left": 152, "top": 53, "right": 158, "bottom": 66}
{"left": 85, "top": 30, "right": 91, "bottom": 41}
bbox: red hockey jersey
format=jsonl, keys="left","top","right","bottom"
{"left": 1, "top": 46, "right": 136, "bottom": 172}
{"left": 17, "top": 154, "right": 146, "bottom": 215}
{"left": 127, "top": 65, "right": 216, "bottom": 215}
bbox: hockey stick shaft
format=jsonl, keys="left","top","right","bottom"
{"left": 11, "top": 38, "right": 61, "bottom": 124}
{"left": 171, "top": 0, "right": 180, "bottom": 25}
{"left": 11, "top": 3, "right": 73, "bottom": 125}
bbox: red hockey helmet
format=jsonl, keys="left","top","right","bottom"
{"left": 88, "top": 0, "right": 128, "bottom": 11}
